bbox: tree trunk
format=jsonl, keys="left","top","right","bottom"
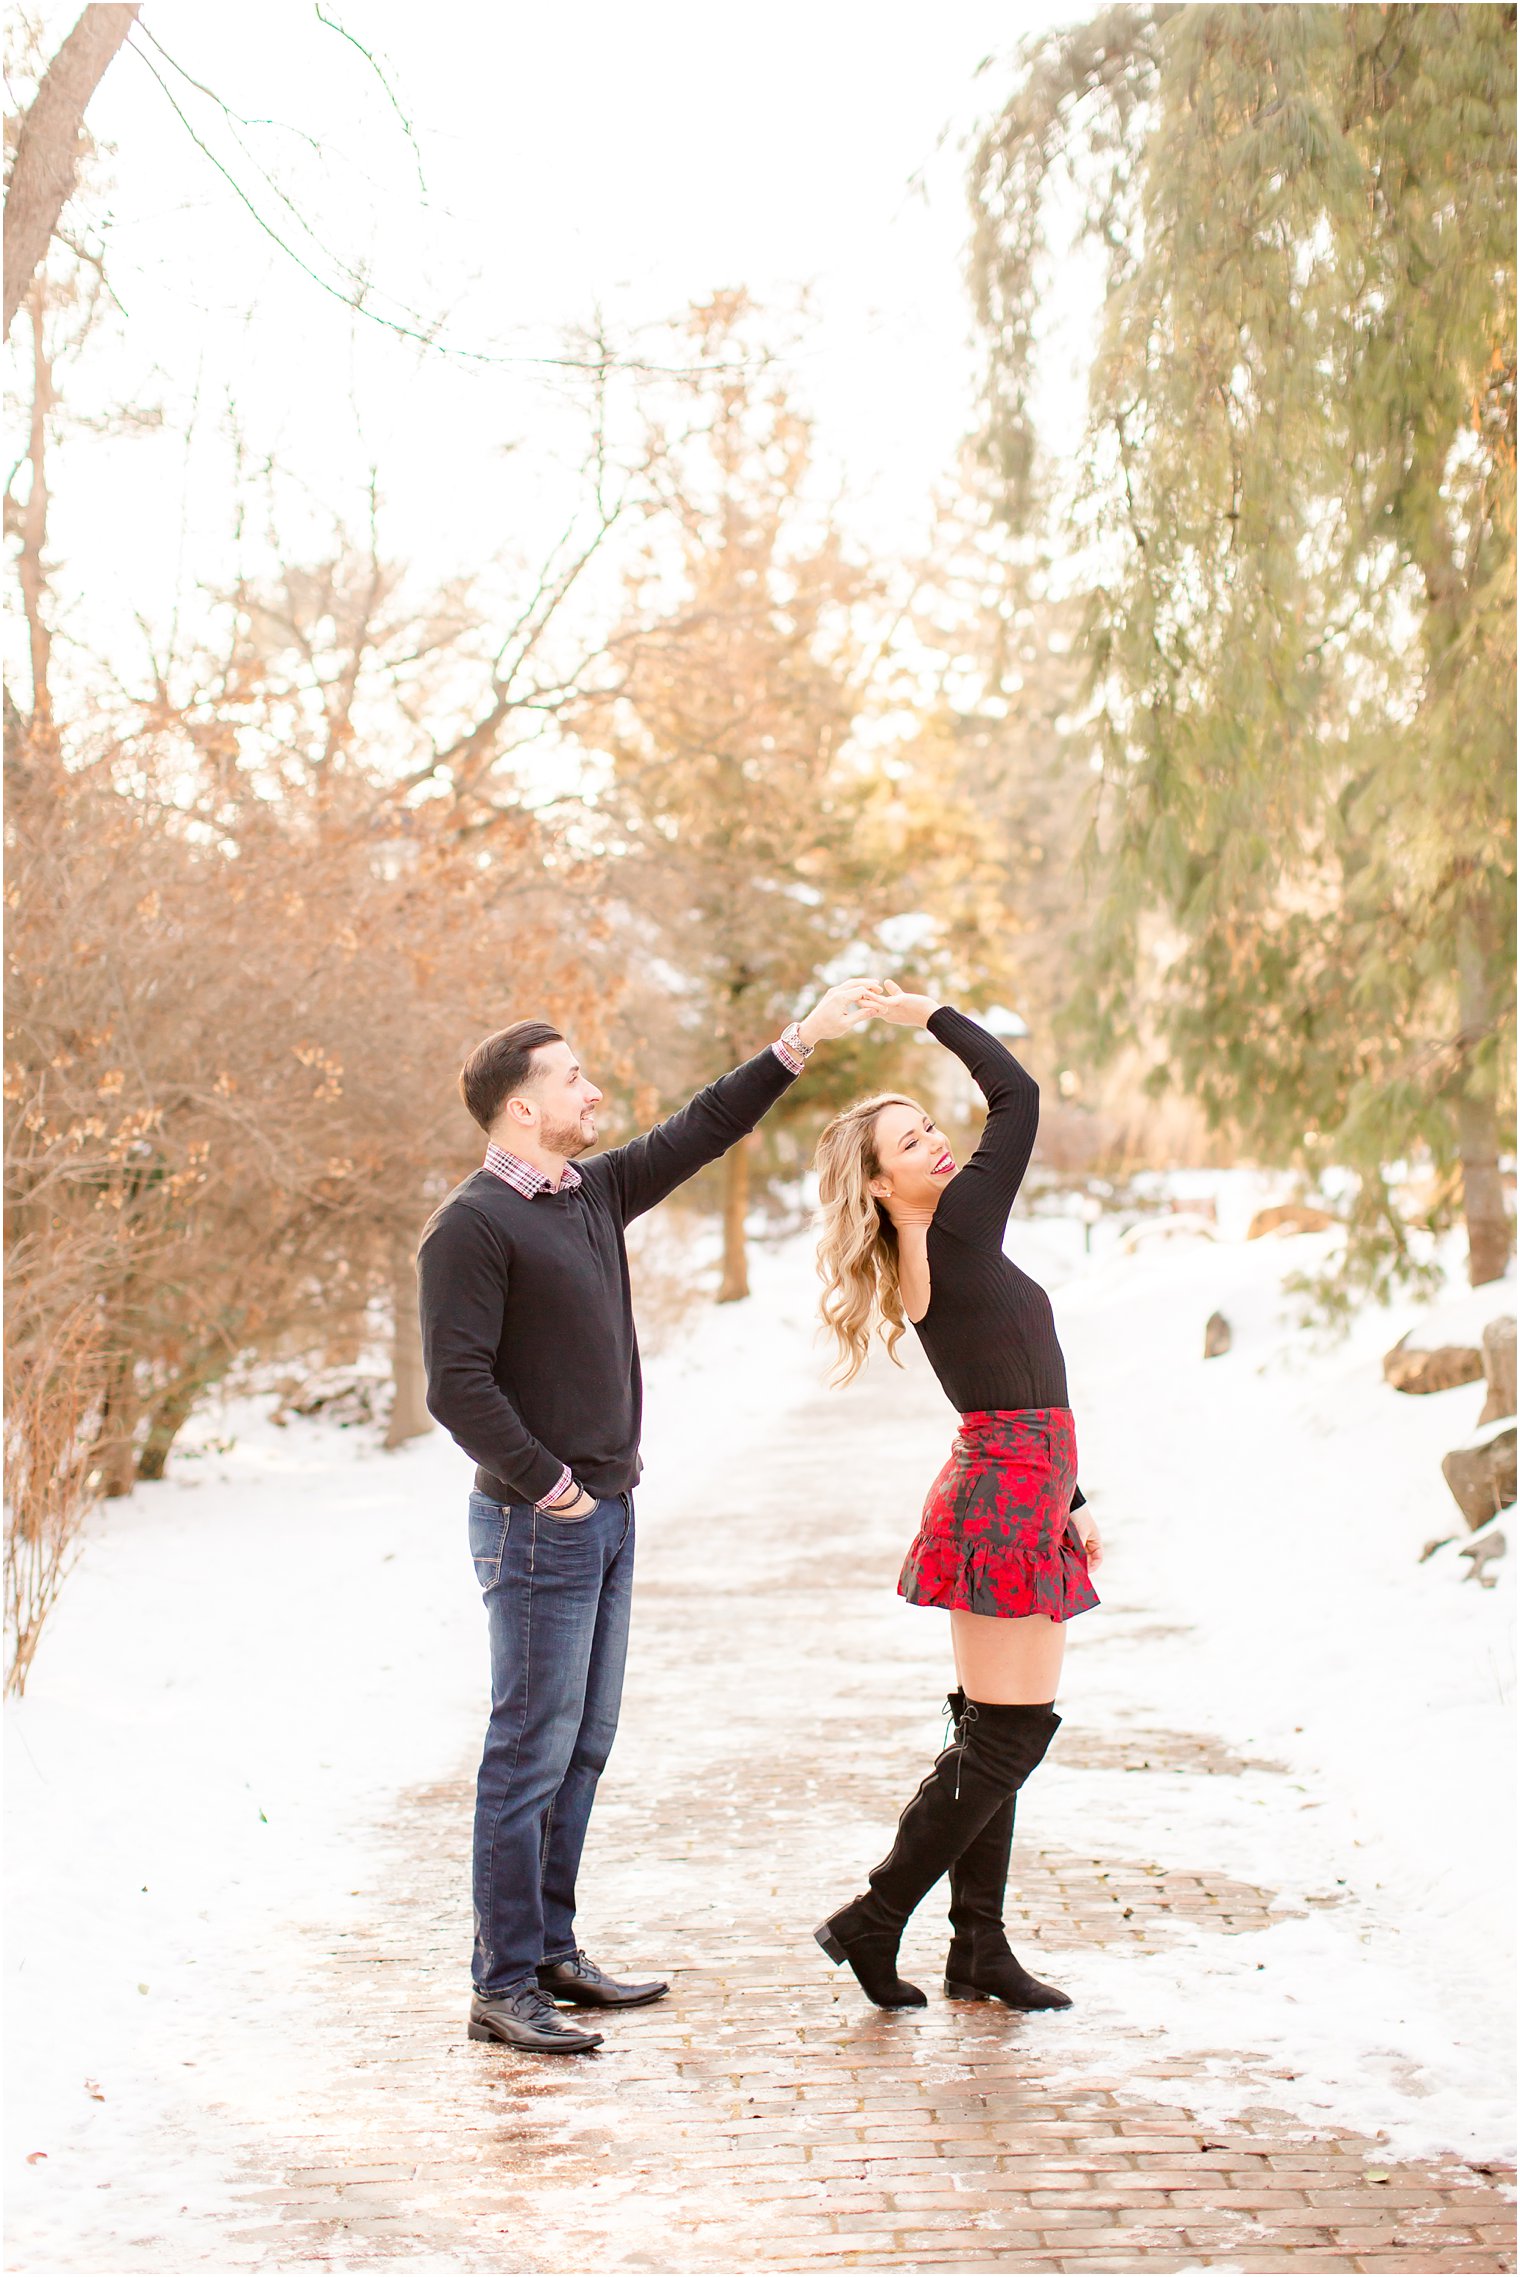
{"left": 136, "top": 1375, "right": 203, "bottom": 1483}
{"left": 95, "top": 1347, "right": 140, "bottom": 1498}
{"left": 1458, "top": 1087, "right": 1511, "bottom": 1287}
{"left": 1457, "top": 920, "right": 1513, "bottom": 1288}
{"left": 384, "top": 1240, "right": 432, "bottom": 1448}
{"left": 4, "top": 6, "right": 140, "bottom": 338}
{"left": 717, "top": 1134, "right": 753, "bottom": 1304}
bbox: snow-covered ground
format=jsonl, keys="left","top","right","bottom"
{"left": 1025, "top": 1196, "right": 1516, "bottom": 2155}
{"left": 6, "top": 1184, "right": 1515, "bottom": 2265}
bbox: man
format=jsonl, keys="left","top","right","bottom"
{"left": 418, "top": 982, "right": 872, "bottom": 2052}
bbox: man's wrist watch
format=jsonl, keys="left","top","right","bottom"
{"left": 780, "top": 1020, "right": 815, "bottom": 1061}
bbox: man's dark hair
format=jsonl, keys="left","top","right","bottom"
{"left": 459, "top": 1020, "right": 564, "bottom": 1133}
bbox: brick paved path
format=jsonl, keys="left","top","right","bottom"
{"left": 203, "top": 1336, "right": 1516, "bottom": 2276}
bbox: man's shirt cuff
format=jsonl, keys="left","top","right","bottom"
{"left": 533, "top": 1465, "right": 574, "bottom": 1511}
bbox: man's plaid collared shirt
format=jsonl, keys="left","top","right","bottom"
{"left": 482, "top": 1143, "right": 583, "bottom": 1199}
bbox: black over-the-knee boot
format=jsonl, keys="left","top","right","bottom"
{"left": 944, "top": 1690, "right": 1071, "bottom": 2010}
{"left": 816, "top": 1699, "right": 1061, "bottom": 2009}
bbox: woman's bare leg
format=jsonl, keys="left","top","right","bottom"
{"left": 950, "top": 1609, "right": 1066, "bottom": 1704}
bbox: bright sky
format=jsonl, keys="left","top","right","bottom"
{"left": 14, "top": 1, "right": 1095, "bottom": 691}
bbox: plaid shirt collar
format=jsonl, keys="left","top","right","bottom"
{"left": 482, "top": 1142, "right": 583, "bottom": 1197}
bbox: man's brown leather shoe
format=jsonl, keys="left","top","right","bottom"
{"left": 536, "top": 1948, "right": 669, "bottom": 2009}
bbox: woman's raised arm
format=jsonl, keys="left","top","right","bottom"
{"left": 860, "top": 983, "right": 1039, "bottom": 1245}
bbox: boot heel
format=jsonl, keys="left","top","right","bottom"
{"left": 943, "top": 1976, "right": 990, "bottom": 2001}
{"left": 814, "top": 1924, "right": 847, "bottom": 1966}
{"left": 467, "top": 2019, "right": 496, "bottom": 2040}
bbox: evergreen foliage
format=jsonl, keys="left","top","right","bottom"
{"left": 970, "top": 3, "right": 1516, "bottom": 1293}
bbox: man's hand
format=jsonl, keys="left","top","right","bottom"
{"left": 859, "top": 977, "right": 940, "bottom": 1028}
{"left": 795, "top": 978, "right": 880, "bottom": 1048}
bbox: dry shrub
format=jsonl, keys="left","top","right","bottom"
{"left": 3, "top": 1295, "right": 104, "bottom": 1695}
{"left": 5, "top": 687, "right": 603, "bottom": 1690}
{"left": 1033, "top": 1089, "right": 1227, "bottom": 1175}
{"left": 7, "top": 738, "right": 596, "bottom": 1442}
{"left": 623, "top": 1204, "right": 713, "bottom": 1356}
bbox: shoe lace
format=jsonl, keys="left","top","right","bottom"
{"left": 517, "top": 1982, "right": 564, "bottom": 2024}
{"left": 952, "top": 1698, "right": 979, "bottom": 1802}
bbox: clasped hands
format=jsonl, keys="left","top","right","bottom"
{"left": 795, "top": 975, "right": 939, "bottom": 1046}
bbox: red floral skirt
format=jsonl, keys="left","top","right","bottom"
{"left": 898, "top": 1407, "right": 1099, "bottom": 1622}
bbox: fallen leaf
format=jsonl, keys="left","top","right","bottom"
{"left": 83, "top": 2079, "right": 104, "bottom": 2102}
{"left": 26, "top": 2152, "right": 47, "bottom": 2165}
{"left": 1364, "top": 2168, "right": 1393, "bottom": 2184}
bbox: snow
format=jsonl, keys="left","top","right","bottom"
{"left": 1016, "top": 1209, "right": 1516, "bottom": 2155}
{"left": 1397, "top": 1279, "right": 1515, "bottom": 1356}
{"left": 5, "top": 1192, "right": 1515, "bottom": 2265}
{"left": 5, "top": 1404, "right": 487, "bottom": 2261}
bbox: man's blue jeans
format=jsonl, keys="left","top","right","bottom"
{"left": 467, "top": 1489, "right": 635, "bottom": 1996}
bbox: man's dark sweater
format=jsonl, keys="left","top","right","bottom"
{"left": 417, "top": 1047, "right": 799, "bottom": 1506}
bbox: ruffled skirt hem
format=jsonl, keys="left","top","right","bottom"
{"left": 898, "top": 1528, "right": 1099, "bottom": 1620}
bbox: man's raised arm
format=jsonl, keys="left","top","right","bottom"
{"left": 597, "top": 980, "right": 874, "bottom": 1224}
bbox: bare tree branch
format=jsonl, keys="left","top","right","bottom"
{"left": 312, "top": 5, "right": 428, "bottom": 199}
{"left": 122, "top": 27, "right": 759, "bottom": 381}
{"left": 3, "top": 4, "right": 139, "bottom": 337}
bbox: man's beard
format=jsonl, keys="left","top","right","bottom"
{"left": 542, "top": 1110, "right": 595, "bottom": 1159}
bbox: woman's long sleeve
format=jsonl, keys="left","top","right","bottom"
{"left": 925, "top": 1006, "right": 1040, "bottom": 1245}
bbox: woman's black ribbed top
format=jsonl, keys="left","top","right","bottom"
{"left": 913, "top": 1007, "right": 1073, "bottom": 1426}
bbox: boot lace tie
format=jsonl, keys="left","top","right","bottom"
{"left": 952, "top": 1698, "right": 979, "bottom": 1801}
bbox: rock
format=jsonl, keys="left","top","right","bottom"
{"left": 271, "top": 1369, "right": 383, "bottom": 1430}
{"left": 1385, "top": 1287, "right": 1517, "bottom": 1395}
{"left": 1246, "top": 1202, "right": 1335, "bottom": 1240}
{"left": 1383, "top": 1333, "right": 1485, "bottom": 1395}
{"left": 1458, "top": 1528, "right": 1507, "bottom": 1587}
{"left": 1203, "top": 1311, "right": 1231, "bottom": 1359}
{"left": 1441, "top": 1425, "right": 1518, "bottom": 1528}
{"left": 1477, "top": 1315, "right": 1517, "bottom": 1427}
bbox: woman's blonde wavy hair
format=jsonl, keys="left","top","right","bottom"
{"left": 814, "top": 1092, "right": 924, "bottom": 1385}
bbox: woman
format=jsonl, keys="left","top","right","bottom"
{"left": 812, "top": 980, "right": 1102, "bottom": 2011}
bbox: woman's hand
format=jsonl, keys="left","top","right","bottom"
{"left": 859, "top": 977, "right": 941, "bottom": 1028}
{"left": 1078, "top": 1515, "right": 1103, "bottom": 1571}
{"left": 796, "top": 978, "right": 880, "bottom": 1047}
